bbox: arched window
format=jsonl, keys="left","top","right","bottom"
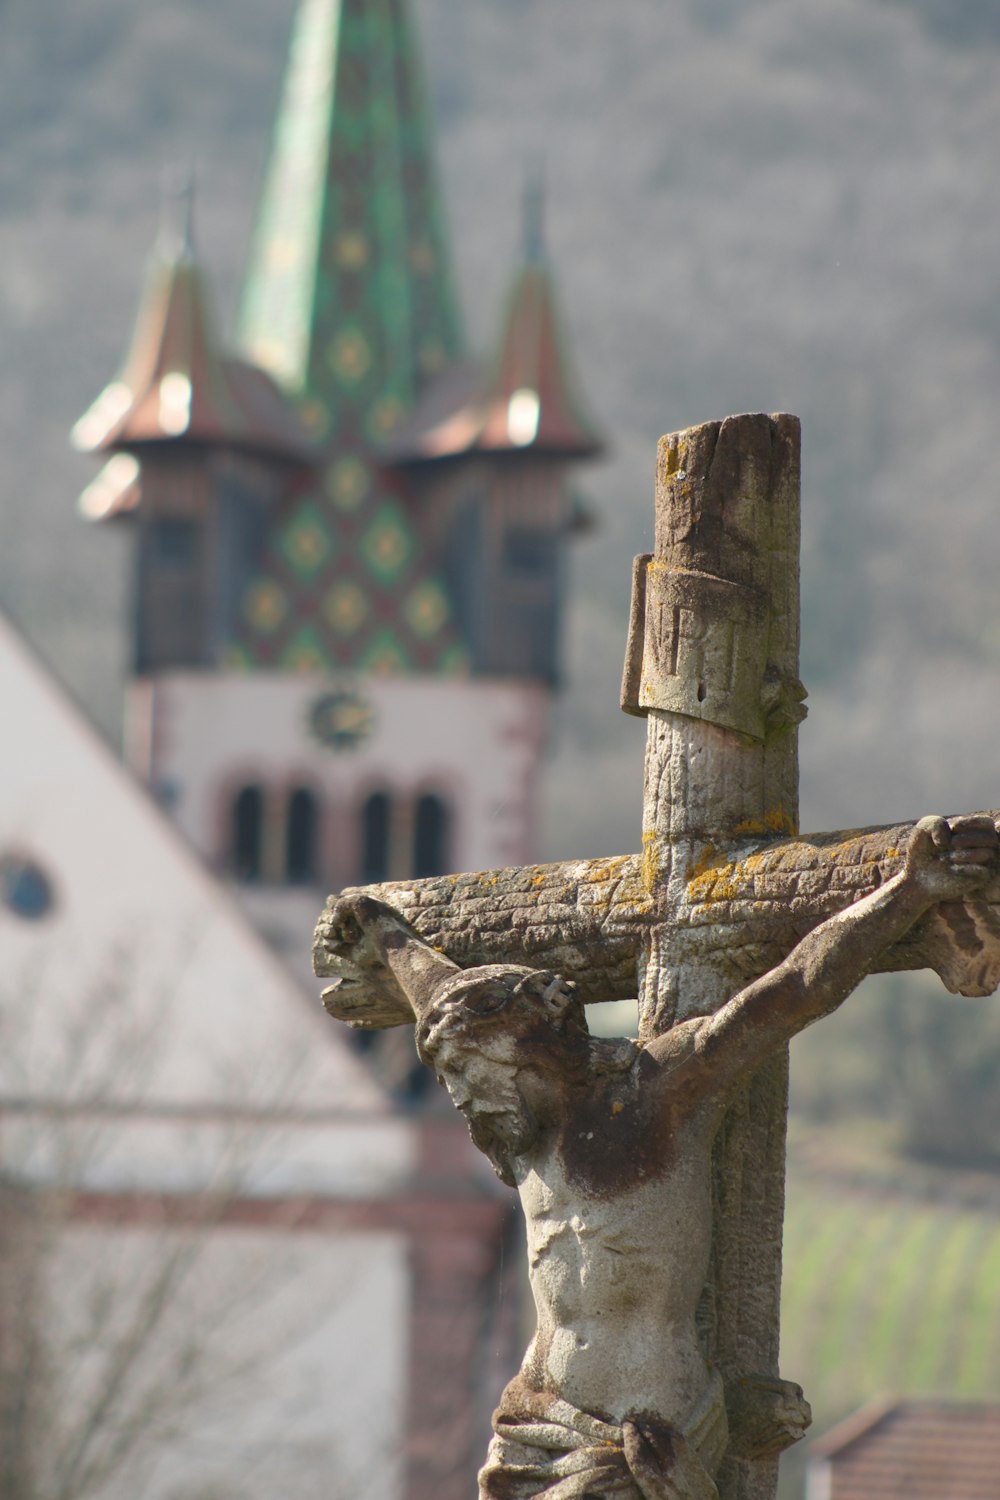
{"left": 286, "top": 787, "right": 318, "bottom": 884}
{"left": 361, "top": 791, "right": 392, "bottom": 884}
{"left": 232, "top": 785, "right": 264, "bottom": 881}
{"left": 413, "top": 793, "right": 449, "bottom": 879}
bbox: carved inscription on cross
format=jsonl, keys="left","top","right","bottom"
{"left": 314, "top": 414, "right": 1000, "bottom": 1500}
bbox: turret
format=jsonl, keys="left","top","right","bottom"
{"left": 72, "top": 181, "right": 313, "bottom": 673}
{"left": 70, "top": 3, "right": 603, "bottom": 919}
{"left": 383, "top": 176, "right": 602, "bottom": 683}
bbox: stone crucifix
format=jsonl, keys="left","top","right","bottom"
{"left": 314, "top": 414, "right": 1000, "bottom": 1500}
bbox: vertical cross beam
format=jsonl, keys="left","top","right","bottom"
{"left": 622, "top": 412, "right": 805, "bottom": 1500}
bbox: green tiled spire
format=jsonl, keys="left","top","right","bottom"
{"left": 235, "top": 0, "right": 466, "bottom": 674}
{"left": 239, "top": 0, "right": 462, "bottom": 425}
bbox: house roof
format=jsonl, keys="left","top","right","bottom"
{"left": 808, "top": 1397, "right": 1000, "bottom": 1499}
{"left": 0, "top": 609, "right": 393, "bottom": 1145}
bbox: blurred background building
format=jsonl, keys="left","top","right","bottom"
{"left": 72, "top": 0, "right": 600, "bottom": 978}
{"left": 2, "top": 0, "right": 603, "bottom": 1493}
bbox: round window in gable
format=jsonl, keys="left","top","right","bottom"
{"left": 0, "top": 855, "right": 55, "bottom": 921}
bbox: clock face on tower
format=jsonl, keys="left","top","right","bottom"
{"left": 307, "top": 688, "right": 376, "bottom": 752}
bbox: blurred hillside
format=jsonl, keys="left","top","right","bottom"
{"left": 1, "top": 0, "right": 999, "bottom": 859}
{"left": 778, "top": 1132, "right": 1000, "bottom": 1497}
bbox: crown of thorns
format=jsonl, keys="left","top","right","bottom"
{"left": 415, "top": 965, "right": 584, "bottom": 1064}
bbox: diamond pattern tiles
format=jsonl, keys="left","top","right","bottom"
{"left": 237, "top": 462, "right": 467, "bottom": 673}
{"left": 279, "top": 495, "right": 331, "bottom": 580}
{"left": 234, "top": 0, "right": 467, "bottom": 674}
{"left": 324, "top": 577, "right": 368, "bottom": 636}
{"left": 301, "top": 3, "right": 462, "bottom": 436}
{"left": 360, "top": 502, "right": 413, "bottom": 584}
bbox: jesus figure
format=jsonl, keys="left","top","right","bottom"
{"left": 322, "top": 815, "right": 998, "bottom": 1500}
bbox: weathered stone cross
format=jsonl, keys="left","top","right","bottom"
{"left": 315, "top": 413, "right": 1000, "bottom": 1500}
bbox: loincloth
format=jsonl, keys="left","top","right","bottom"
{"left": 479, "top": 1368, "right": 728, "bottom": 1500}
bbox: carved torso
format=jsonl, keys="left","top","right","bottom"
{"left": 509, "top": 1047, "right": 718, "bottom": 1427}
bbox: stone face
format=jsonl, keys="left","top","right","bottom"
{"left": 314, "top": 416, "right": 1000, "bottom": 1500}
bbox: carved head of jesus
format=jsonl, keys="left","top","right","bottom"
{"left": 415, "top": 965, "right": 588, "bottom": 1182}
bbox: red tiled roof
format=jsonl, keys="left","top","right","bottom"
{"left": 72, "top": 242, "right": 313, "bottom": 467}
{"left": 383, "top": 261, "right": 602, "bottom": 465}
{"left": 809, "top": 1398, "right": 1000, "bottom": 1499}
{"left": 479, "top": 259, "right": 602, "bottom": 457}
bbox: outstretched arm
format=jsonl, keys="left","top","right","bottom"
{"left": 320, "top": 894, "right": 463, "bottom": 1028}
{"left": 682, "top": 816, "right": 1000, "bottom": 1108}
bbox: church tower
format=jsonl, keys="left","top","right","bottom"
{"left": 72, "top": 0, "right": 601, "bottom": 976}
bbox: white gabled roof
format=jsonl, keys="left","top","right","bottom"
{"left": 0, "top": 611, "right": 411, "bottom": 1193}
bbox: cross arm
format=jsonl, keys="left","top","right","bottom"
{"left": 675, "top": 815, "right": 1000, "bottom": 1109}
{"left": 313, "top": 854, "right": 653, "bottom": 1026}
{"left": 312, "top": 810, "right": 1000, "bottom": 1028}
{"left": 679, "top": 810, "right": 1000, "bottom": 999}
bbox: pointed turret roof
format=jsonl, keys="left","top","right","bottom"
{"left": 383, "top": 178, "right": 602, "bottom": 464}
{"left": 480, "top": 174, "right": 601, "bottom": 457}
{"left": 72, "top": 183, "right": 313, "bottom": 474}
{"left": 237, "top": 0, "right": 463, "bottom": 440}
